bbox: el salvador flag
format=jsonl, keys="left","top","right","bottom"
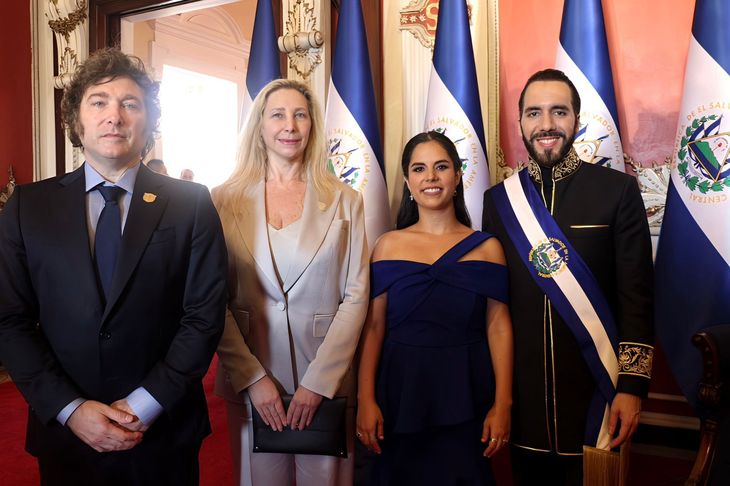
{"left": 241, "top": 0, "right": 281, "bottom": 126}
{"left": 423, "top": 0, "right": 489, "bottom": 230}
{"left": 556, "top": 0, "right": 625, "bottom": 172}
{"left": 655, "top": 0, "right": 730, "bottom": 411}
{"left": 325, "top": 0, "right": 390, "bottom": 247}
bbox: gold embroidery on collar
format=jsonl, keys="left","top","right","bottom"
{"left": 528, "top": 159, "right": 542, "bottom": 183}
{"left": 527, "top": 148, "right": 583, "bottom": 184}
{"left": 618, "top": 342, "right": 654, "bottom": 379}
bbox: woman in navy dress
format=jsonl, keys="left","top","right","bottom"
{"left": 356, "top": 131, "right": 513, "bottom": 485}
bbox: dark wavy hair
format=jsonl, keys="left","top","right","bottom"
{"left": 518, "top": 68, "right": 581, "bottom": 117}
{"left": 396, "top": 131, "right": 471, "bottom": 229}
{"left": 61, "top": 48, "right": 161, "bottom": 158}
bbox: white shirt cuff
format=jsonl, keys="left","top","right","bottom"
{"left": 126, "top": 387, "right": 164, "bottom": 426}
{"left": 57, "top": 398, "right": 86, "bottom": 426}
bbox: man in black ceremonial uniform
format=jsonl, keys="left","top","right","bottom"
{"left": 483, "top": 69, "right": 654, "bottom": 485}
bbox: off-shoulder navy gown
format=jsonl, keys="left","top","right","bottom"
{"left": 369, "top": 231, "right": 509, "bottom": 486}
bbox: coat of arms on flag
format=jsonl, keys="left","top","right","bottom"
{"left": 573, "top": 124, "right": 615, "bottom": 166}
{"left": 327, "top": 131, "right": 372, "bottom": 193}
{"left": 677, "top": 113, "right": 730, "bottom": 193}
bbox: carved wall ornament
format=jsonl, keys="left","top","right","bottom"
{"left": 0, "top": 166, "right": 16, "bottom": 212}
{"left": 46, "top": 0, "right": 89, "bottom": 90}
{"left": 54, "top": 46, "right": 80, "bottom": 89}
{"left": 495, "top": 146, "right": 519, "bottom": 182}
{"left": 399, "top": 0, "right": 472, "bottom": 50}
{"left": 279, "top": 0, "right": 323, "bottom": 79}
{"left": 625, "top": 154, "right": 672, "bottom": 233}
{"left": 47, "top": 0, "right": 87, "bottom": 44}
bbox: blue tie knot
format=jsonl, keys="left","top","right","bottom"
{"left": 97, "top": 185, "right": 125, "bottom": 204}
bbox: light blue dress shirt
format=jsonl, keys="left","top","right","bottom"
{"left": 56, "top": 162, "right": 163, "bottom": 427}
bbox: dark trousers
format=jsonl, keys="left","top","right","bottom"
{"left": 38, "top": 441, "right": 201, "bottom": 486}
{"left": 511, "top": 446, "right": 582, "bottom": 486}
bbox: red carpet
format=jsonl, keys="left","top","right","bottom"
{"left": 0, "top": 376, "right": 38, "bottom": 485}
{"left": 0, "top": 360, "right": 233, "bottom": 485}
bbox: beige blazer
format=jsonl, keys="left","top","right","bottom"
{"left": 213, "top": 180, "right": 369, "bottom": 404}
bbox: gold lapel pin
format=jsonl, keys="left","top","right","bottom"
{"left": 143, "top": 192, "right": 157, "bottom": 203}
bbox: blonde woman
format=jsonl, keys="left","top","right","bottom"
{"left": 213, "top": 79, "right": 369, "bottom": 486}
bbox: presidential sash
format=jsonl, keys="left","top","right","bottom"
{"left": 492, "top": 169, "right": 619, "bottom": 450}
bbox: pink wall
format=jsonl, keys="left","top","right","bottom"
{"left": 500, "top": 0, "right": 696, "bottom": 168}
{"left": 0, "top": 1, "right": 33, "bottom": 185}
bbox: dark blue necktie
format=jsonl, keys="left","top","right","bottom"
{"left": 95, "top": 185, "right": 125, "bottom": 299}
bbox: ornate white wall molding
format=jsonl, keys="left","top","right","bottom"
{"left": 626, "top": 154, "right": 671, "bottom": 235}
{"left": 32, "top": 0, "right": 89, "bottom": 181}
{"left": 399, "top": 0, "right": 440, "bottom": 50}
{"left": 279, "top": 0, "right": 323, "bottom": 79}
{"left": 47, "top": 0, "right": 89, "bottom": 89}
{"left": 281, "top": 0, "right": 329, "bottom": 105}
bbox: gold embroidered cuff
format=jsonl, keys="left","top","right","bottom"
{"left": 617, "top": 342, "right": 653, "bottom": 379}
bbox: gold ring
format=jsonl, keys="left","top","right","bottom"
{"left": 489, "top": 437, "right": 497, "bottom": 443}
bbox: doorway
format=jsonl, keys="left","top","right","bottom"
{"left": 121, "top": 0, "right": 256, "bottom": 187}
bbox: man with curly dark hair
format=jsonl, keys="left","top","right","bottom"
{"left": 60, "top": 48, "right": 161, "bottom": 157}
{"left": 0, "top": 48, "right": 227, "bottom": 485}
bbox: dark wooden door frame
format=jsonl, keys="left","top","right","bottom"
{"left": 90, "top": 1, "right": 199, "bottom": 51}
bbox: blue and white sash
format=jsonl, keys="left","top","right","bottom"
{"left": 492, "top": 169, "right": 619, "bottom": 449}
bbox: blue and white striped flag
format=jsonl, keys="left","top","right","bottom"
{"left": 556, "top": 0, "right": 625, "bottom": 171}
{"left": 655, "top": 0, "right": 730, "bottom": 410}
{"left": 241, "top": 0, "right": 280, "bottom": 126}
{"left": 325, "top": 0, "right": 390, "bottom": 246}
{"left": 424, "top": 0, "right": 489, "bottom": 229}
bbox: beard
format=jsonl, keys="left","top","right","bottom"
{"left": 522, "top": 130, "right": 574, "bottom": 168}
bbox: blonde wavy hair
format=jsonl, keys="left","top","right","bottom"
{"left": 215, "top": 79, "right": 338, "bottom": 211}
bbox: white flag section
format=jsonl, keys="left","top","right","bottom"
{"left": 326, "top": 86, "right": 390, "bottom": 246}
{"left": 556, "top": 46, "right": 625, "bottom": 171}
{"left": 424, "top": 69, "right": 489, "bottom": 229}
{"left": 670, "top": 37, "right": 730, "bottom": 263}
{"left": 239, "top": 89, "right": 255, "bottom": 129}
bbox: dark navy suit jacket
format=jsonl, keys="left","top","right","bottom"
{"left": 0, "top": 164, "right": 227, "bottom": 478}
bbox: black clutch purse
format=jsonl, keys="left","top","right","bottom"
{"left": 251, "top": 395, "right": 348, "bottom": 457}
